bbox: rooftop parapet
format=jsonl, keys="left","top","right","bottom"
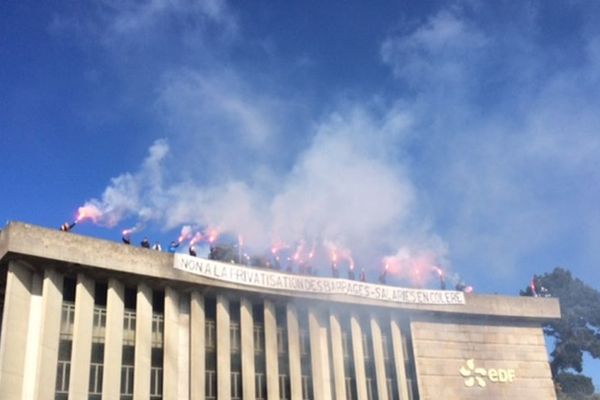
{"left": 0, "top": 221, "right": 560, "bottom": 321}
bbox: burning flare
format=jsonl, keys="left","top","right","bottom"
{"left": 347, "top": 257, "right": 356, "bottom": 280}
{"left": 177, "top": 225, "right": 193, "bottom": 244}
{"left": 205, "top": 227, "right": 219, "bottom": 244}
{"left": 331, "top": 251, "right": 339, "bottom": 277}
{"left": 121, "top": 222, "right": 145, "bottom": 245}
{"left": 76, "top": 205, "right": 102, "bottom": 223}
{"left": 189, "top": 232, "right": 203, "bottom": 246}
{"left": 60, "top": 204, "right": 103, "bottom": 232}
{"left": 383, "top": 248, "right": 442, "bottom": 288}
{"left": 431, "top": 266, "right": 446, "bottom": 290}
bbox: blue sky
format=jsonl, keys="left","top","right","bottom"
{"left": 2, "top": 0, "right": 600, "bottom": 385}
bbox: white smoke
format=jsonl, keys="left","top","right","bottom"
{"left": 81, "top": 106, "right": 446, "bottom": 275}
{"left": 81, "top": 139, "right": 169, "bottom": 227}
{"left": 70, "top": 0, "right": 450, "bottom": 280}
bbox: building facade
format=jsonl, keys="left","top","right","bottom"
{"left": 0, "top": 222, "right": 560, "bottom": 400}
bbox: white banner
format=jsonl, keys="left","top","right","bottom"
{"left": 174, "top": 254, "right": 465, "bottom": 305}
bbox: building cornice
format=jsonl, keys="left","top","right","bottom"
{"left": 0, "top": 221, "right": 561, "bottom": 321}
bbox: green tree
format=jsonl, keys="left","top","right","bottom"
{"left": 556, "top": 373, "right": 595, "bottom": 399}
{"left": 522, "top": 268, "right": 600, "bottom": 398}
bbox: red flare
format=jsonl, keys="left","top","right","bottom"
{"left": 189, "top": 232, "right": 203, "bottom": 246}
{"left": 330, "top": 250, "right": 339, "bottom": 277}
{"left": 331, "top": 251, "right": 338, "bottom": 263}
{"left": 205, "top": 228, "right": 219, "bottom": 244}
{"left": 271, "top": 240, "right": 287, "bottom": 254}
{"left": 177, "top": 226, "right": 193, "bottom": 244}
{"left": 347, "top": 256, "right": 355, "bottom": 270}
{"left": 383, "top": 250, "right": 440, "bottom": 287}
{"left": 292, "top": 241, "right": 304, "bottom": 263}
{"left": 75, "top": 205, "right": 102, "bottom": 223}
{"left": 530, "top": 278, "right": 537, "bottom": 297}
{"left": 455, "top": 281, "right": 472, "bottom": 293}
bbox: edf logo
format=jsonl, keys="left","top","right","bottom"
{"left": 459, "top": 359, "right": 516, "bottom": 387}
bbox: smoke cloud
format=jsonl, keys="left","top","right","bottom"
{"left": 81, "top": 105, "right": 446, "bottom": 280}
{"left": 81, "top": 139, "right": 169, "bottom": 227}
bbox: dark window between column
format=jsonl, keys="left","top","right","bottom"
{"left": 230, "top": 300, "right": 242, "bottom": 400}
{"left": 400, "top": 320, "right": 420, "bottom": 400}
{"left": 276, "top": 305, "right": 291, "bottom": 400}
{"left": 120, "top": 286, "right": 136, "bottom": 400}
{"left": 88, "top": 282, "right": 107, "bottom": 400}
{"left": 253, "top": 302, "right": 266, "bottom": 400}
{"left": 55, "top": 276, "right": 75, "bottom": 400}
{"left": 298, "top": 308, "right": 313, "bottom": 400}
{"left": 341, "top": 315, "right": 357, "bottom": 400}
{"left": 360, "top": 317, "right": 379, "bottom": 400}
{"left": 150, "top": 290, "right": 164, "bottom": 400}
{"left": 205, "top": 296, "right": 217, "bottom": 400}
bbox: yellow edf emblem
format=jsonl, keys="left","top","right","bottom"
{"left": 460, "top": 359, "right": 516, "bottom": 387}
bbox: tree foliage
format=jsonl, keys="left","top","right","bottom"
{"left": 555, "top": 373, "right": 595, "bottom": 399}
{"left": 522, "top": 267, "right": 600, "bottom": 397}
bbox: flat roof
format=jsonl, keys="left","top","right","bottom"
{"left": 0, "top": 221, "right": 560, "bottom": 321}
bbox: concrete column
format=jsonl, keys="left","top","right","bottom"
{"left": 23, "top": 273, "right": 43, "bottom": 400}
{"left": 0, "top": 261, "right": 33, "bottom": 400}
{"left": 178, "top": 294, "right": 190, "bottom": 400}
{"left": 133, "top": 283, "right": 153, "bottom": 400}
{"left": 216, "top": 295, "right": 231, "bottom": 399}
{"left": 350, "top": 314, "right": 368, "bottom": 400}
{"left": 264, "top": 300, "right": 280, "bottom": 400}
{"left": 370, "top": 317, "right": 389, "bottom": 400}
{"left": 319, "top": 317, "right": 333, "bottom": 400}
{"left": 190, "top": 292, "right": 205, "bottom": 400}
{"left": 33, "top": 269, "right": 65, "bottom": 400}
{"left": 286, "top": 305, "right": 302, "bottom": 400}
{"left": 329, "top": 312, "right": 346, "bottom": 400}
{"left": 68, "top": 273, "right": 95, "bottom": 400}
{"left": 309, "top": 308, "right": 332, "bottom": 400}
{"left": 164, "top": 287, "right": 180, "bottom": 399}
{"left": 390, "top": 318, "right": 410, "bottom": 400}
{"left": 308, "top": 309, "right": 323, "bottom": 400}
{"left": 240, "top": 298, "right": 255, "bottom": 400}
{"left": 101, "top": 278, "right": 125, "bottom": 400}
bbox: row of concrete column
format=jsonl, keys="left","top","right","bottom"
{"left": 0, "top": 260, "right": 414, "bottom": 400}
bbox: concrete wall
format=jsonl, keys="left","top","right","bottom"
{"left": 411, "top": 316, "right": 556, "bottom": 400}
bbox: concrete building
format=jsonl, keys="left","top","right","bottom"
{"left": 0, "top": 222, "right": 560, "bottom": 400}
